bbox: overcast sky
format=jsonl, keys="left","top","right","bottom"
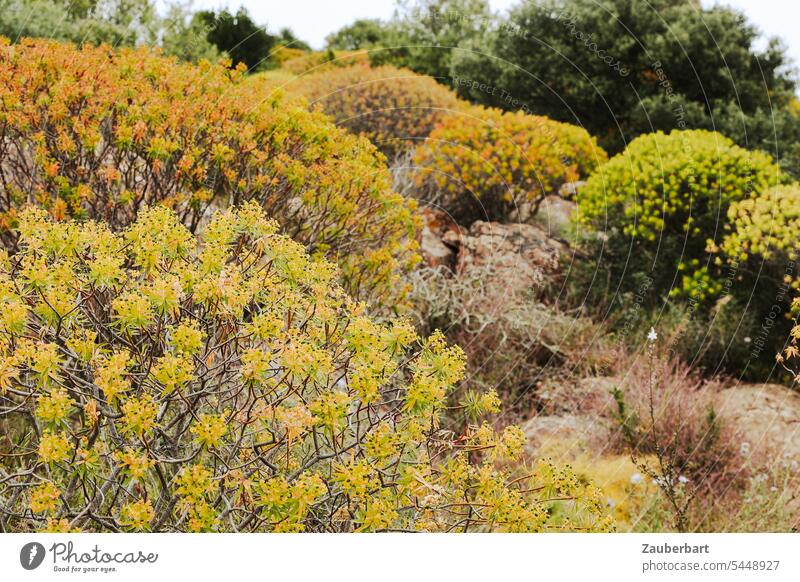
{"left": 189, "top": 0, "right": 800, "bottom": 73}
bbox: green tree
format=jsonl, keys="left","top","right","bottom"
{"left": 160, "top": 2, "right": 222, "bottom": 62}
{"left": 197, "top": 7, "right": 276, "bottom": 71}
{"left": 0, "top": 0, "right": 156, "bottom": 46}
{"left": 370, "top": 0, "right": 492, "bottom": 80}
{"left": 325, "top": 18, "right": 389, "bottom": 50}
{"left": 0, "top": 0, "right": 220, "bottom": 62}
{"left": 277, "top": 27, "right": 310, "bottom": 51}
{"left": 450, "top": 0, "right": 800, "bottom": 175}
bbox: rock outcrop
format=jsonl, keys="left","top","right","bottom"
{"left": 418, "top": 208, "right": 568, "bottom": 294}
{"left": 418, "top": 207, "right": 461, "bottom": 269}
{"left": 715, "top": 383, "right": 800, "bottom": 463}
{"left": 453, "top": 221, "right": 565, "bottom": 287}
{"left": 523, "top": 413, "right": 613, "bottom": 455}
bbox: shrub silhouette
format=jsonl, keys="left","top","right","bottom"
{"left": 0, "top": 37, "right": 419, "bottom": 307}
{"left": 0, "top": 204, "right": 612, "bottom": 533}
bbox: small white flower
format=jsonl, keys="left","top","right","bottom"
{"left": 647, "top": 327, "right": 658, "bottom": 342}
{"left": 678, "top": 475, "right": 689, "bottom": 484}
{"left": 630, "top": 472, "right": 643, "bottom": 485}
{"left": 770, "top": 486, "right": 778, "bottom": 493}
{"left": 744, "top": 336, "right": 752, "bottom": 344}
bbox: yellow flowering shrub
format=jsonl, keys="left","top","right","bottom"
{"left": 778, "top": 298, "right": 800, "bottom": 370}
{"left": 0, "top": 204, "right": 612, "bottom": 533}
{"left": 0, "top": 37, "right": 419, "bottom": 307}
{"left": 576, "top": 129, "right": 782, "bottom": 302}
{"left": 29, "top": 481, "right": 61, "bottom": 514}
{"left": 411, "top": 104, "right": 607, "bottom": 224}
{"left": 293, "top": 65, "right": 462, "bottom": 159}
{"left": 716, "top": 184, "right": 800, "bottom": 282}
{"left": 710, "top": 184, "right": 800, "bottom": 354}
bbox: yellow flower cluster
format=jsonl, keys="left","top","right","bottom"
{"left": 38, "top": 431, "right": 72, "bottom": 464}
{"left": 116, "top": 449, "right": 156, "bottom": 481}
{"left": 192, "top": 414, "right": 228, "bottom": 448}
{"left": 0, "top": 204, "right": 612, "bottom": 533}
{"left": 29, "top": 481, "right": 61, "bottom": 513}
{"left": 717, "top": 184, "right": 800, "bottom": 287}
{"left": 120, "top": 500, "right": 155, "bottom": 531}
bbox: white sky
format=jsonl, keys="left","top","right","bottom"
{"left": 189, "top": 0, "right": 800, "bottom": 72}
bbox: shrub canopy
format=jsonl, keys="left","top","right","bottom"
{"left": 411, "top": 105, "right": 607, "bottom": 224}
{"left": 576, "top": 129, "right": 782, "bottom": 302}
{"left": 0, "top": 37, "right": 419, "bottom": 307}
{"left": 0, "top": 204, "right": 612, "bottom": 533}
{"left": 718, "top": 184, "right": 800, "bottom": 273}
{"left": 280, "top": 50, "right": 370, "bottom": 75}
{"left": 295, "top": 65, "right": 462, "bottom": 160}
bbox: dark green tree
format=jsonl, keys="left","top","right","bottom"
{"left": 277, "top": 27, "right": 310, "bottom": 51}
{"left": 198, "top": 7, "right": 276, "bottom": 71}
{"left": 450, "top": 0, "right": 800, "bottom": 174}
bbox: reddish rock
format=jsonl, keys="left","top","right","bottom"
{"left": 453, "top": 220, "right": 567, "bottom": 292}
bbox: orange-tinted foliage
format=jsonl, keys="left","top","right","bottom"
{"left": 281, "top": 50, "right": 370, "bottom": 75}
{"left": 411, "top": 105, "right": 607, "bottom": 224}
{"left": 294, "top": 65, "right": 462, "bottom": 159}
{"left": 0, "top": 37, "right": 419, "bottom": 306}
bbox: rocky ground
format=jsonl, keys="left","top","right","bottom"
{"left": 418, "top": 199, "right": 800, "bottom": 479}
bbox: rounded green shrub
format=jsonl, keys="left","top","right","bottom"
{"left": 718, "top": 184, "right": 800, "bottom": 273}
{"left": 576, "top": 129, "right": 782, "bottom": 302}
{"left": 709, "top": 184, "right": 800, "bottom": 377}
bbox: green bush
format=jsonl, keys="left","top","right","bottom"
{"left": 576, "top": 129, "right": 782, "bottom": 304}
{"left": 718, "top": 184, "right": 800, "bottom": 275}
{"left": 0, "top": 0, "right": 221, "bottom": 62}
{"left": 709, "top": 184, "right": 800, "bottom": 376}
